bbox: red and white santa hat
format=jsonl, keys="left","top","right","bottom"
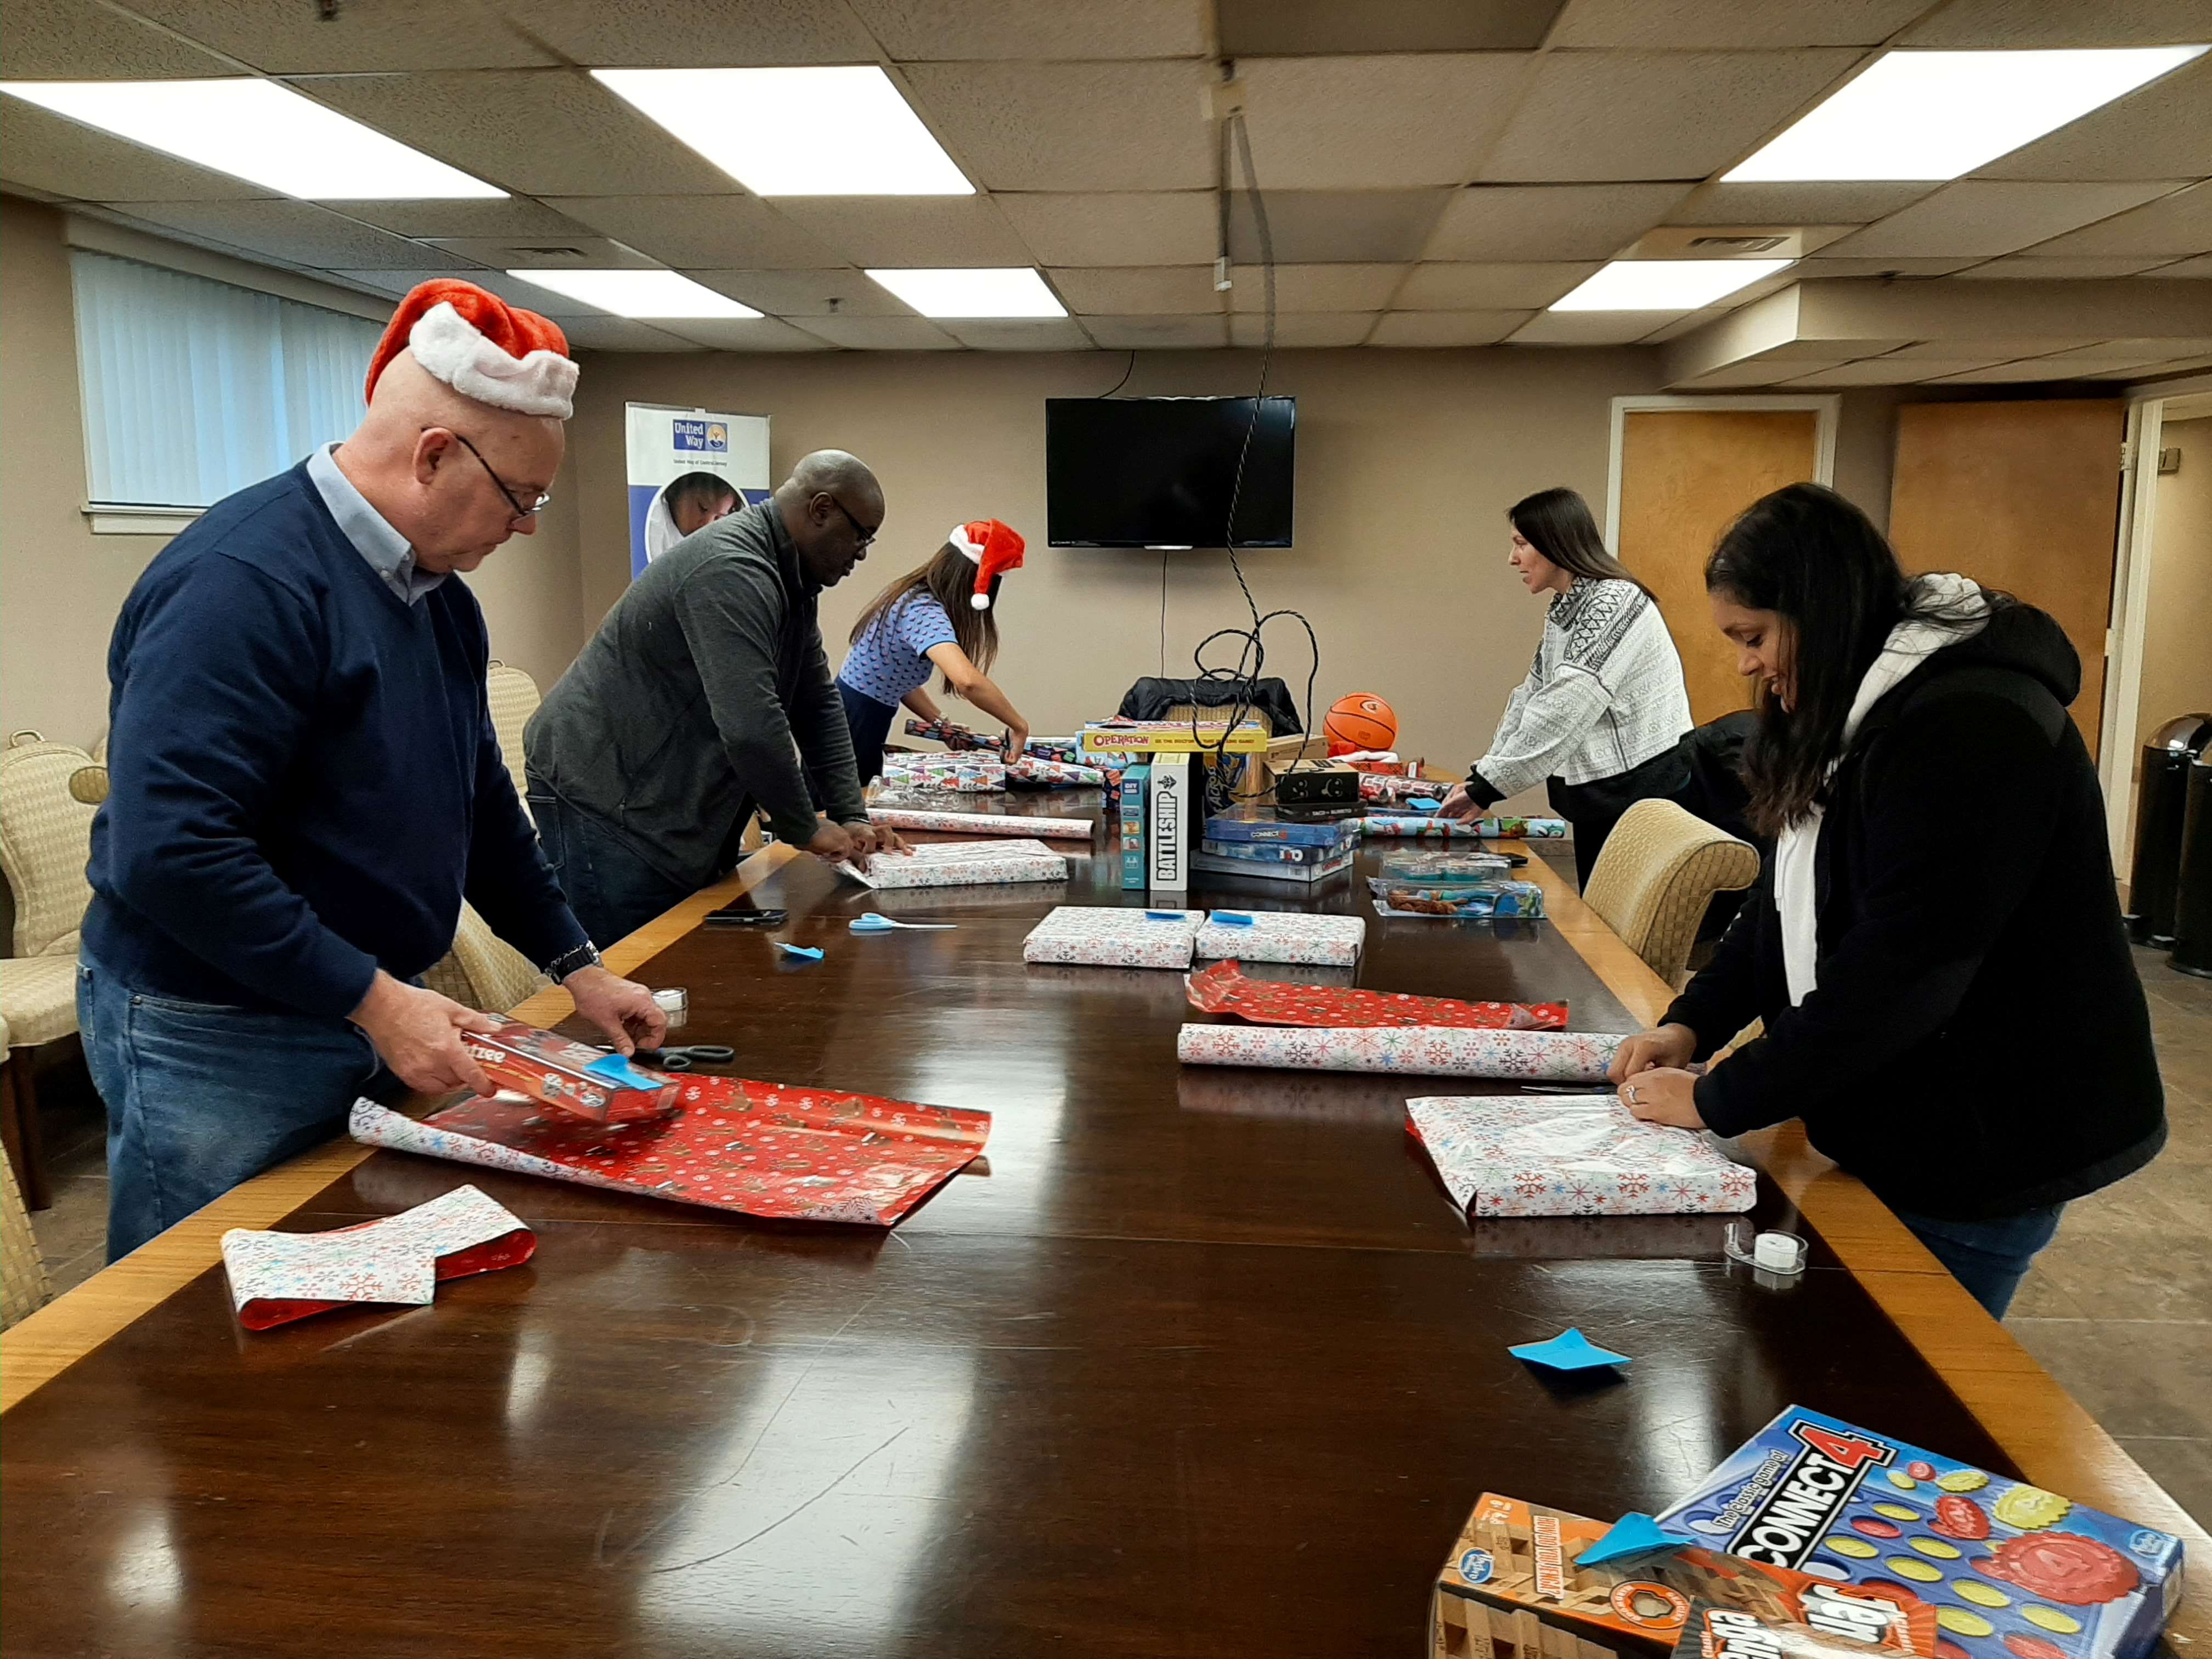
{"left": 949, "top": 520, "right": 1025, "bottom": 611}
{"left": 364, "top": 279, "right": 579, "bottom": 419}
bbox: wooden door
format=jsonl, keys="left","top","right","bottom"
{"left": 1616, "top": 408, "right": 1823, "bottom": 724}
{"left": 1889, "top": 399, "right": 2125, "bottom": 759}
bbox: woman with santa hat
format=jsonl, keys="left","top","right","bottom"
{"left": 835, "top": 519, "right": 1031, "bottom": 785}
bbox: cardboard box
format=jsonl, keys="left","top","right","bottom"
{"left": 1149, "top": 753, "right": 1192, "bottom": 892}
{"left": 1120, "top": 763, "right": 1150, "bottom": 890}
{"left": 461, "top": 1020, "right": 680, "bottom": 1124}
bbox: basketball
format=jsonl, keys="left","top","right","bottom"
{"left": 1324, "top": 693, "right": 1398, "bottom": 756}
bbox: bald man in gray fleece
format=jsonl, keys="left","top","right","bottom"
{"left": 524, "top": 450, "right": 905, "bottom": 944}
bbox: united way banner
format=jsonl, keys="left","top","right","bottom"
{"left": 624, "top": 403, "right": 771, "bottom": 578}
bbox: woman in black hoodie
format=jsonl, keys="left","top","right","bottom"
{"left": 1610, "top": 483, "right": 2164, "bottom": 1317}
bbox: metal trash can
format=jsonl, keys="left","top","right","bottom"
{"left": 2170, "top": 752, "right": 2212, "bottom": 979}
{"left": 2125, "top": 713, "right": 2212, "bottom": 947}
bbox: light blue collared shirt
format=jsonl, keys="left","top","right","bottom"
{"left": 306, "top": 442, "right": 445, "bottom": 606}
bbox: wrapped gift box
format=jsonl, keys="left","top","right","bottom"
{"left": 1023, "top": 906, "right": 1205, "bottom": 968}
{"left": 1361, "top": 815, "right": 1570, "bottom": 839}
{"left": 867, "top": 805, "right": 1096, "bottom": 840}
{"left": 842, "top": 838, "right": 1068, "bottom": 889}
{"left": 462, "top": 1020, "right": 680, "bottom": 1124}
{"left": 1184, "top": 959, "right": 1566, "bottom": 1030}
{"left": 1407, "top": 1095, "right": 1756, "bottom": 1217}
{"left": 1178, "top": 1022, "right": 1618, "bottom": 1080}
{"left": 1194, "top": 910, "right": 1367, "bottom": 966}
{"left": 1373, "top": 879, "right": 1547, "bottom": 918}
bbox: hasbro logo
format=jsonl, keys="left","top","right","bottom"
{"left": 2129, "top": 1529, "right": 2167, "bottom": 1556}
{"left": 673, "top": 419, "right": 728, "bottom": 454}
{"left": 1458, "top": 1549, "right": 1494, "bottom": 1584}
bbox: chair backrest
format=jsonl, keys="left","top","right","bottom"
{"left": 1582, "top": 798, "right": 1760, "bottom": 990}
{"left": 1, "top": 1016, "right": 54, "bottom": 1327}
{"left": 423, "top": 903, "right": 547, "bottom": 1015}
{"left": 0, "top": 741, "right": 99, "bottom": 958}
{"left": 486, "top": 661, "right": 542, "bottom": 817}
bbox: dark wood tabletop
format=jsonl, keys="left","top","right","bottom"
{"left": 0, "top": 804, "right": 2014, "bottom": 1658}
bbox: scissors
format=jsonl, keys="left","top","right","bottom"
{"left": 625, "top": 1044, "right": 737, "bottom": 1073}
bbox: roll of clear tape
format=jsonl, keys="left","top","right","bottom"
{"left": 1725, "top": 1219, "right": 1807, "bottom": 1277}
{"left": 653, "top": 986, "right": 689, "bottom": 1030}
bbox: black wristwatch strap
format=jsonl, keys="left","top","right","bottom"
{"left": 545, "top": 940, "right": 602, "bottom": 981}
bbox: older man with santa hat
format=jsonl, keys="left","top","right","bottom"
{"left": 81, "top": 278, "right": 665, "bottom": 1261}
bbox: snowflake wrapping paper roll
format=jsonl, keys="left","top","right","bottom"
{"left": 840, "top": 838, "right": 1068, "bottom": 889}
{"left": 1023, "top": 905, "right": 1205, "bottom": 968}
{"left": 1176, "top": 1021, "right": 1620, "bottom": 1080}
{"left": 1184, "top": 959, "right": 1567, "bottom": 1030}
{"left": 1406, "top": 1094, "right": 1756, "bottom": 1218}
{"left": 867, "top": 806, "right": 1097, "bottom": 840}
{"left": 1193, "top": 910, "right": 1367, "bottom": 967}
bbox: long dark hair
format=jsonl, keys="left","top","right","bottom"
{"left": 1707, "top": 482, "right": 1985, "bottom": 834}
{"left": 1510, "top": 487, "right": 1652, "bottom": 597}
{"left": 849, "top": 541, "right": 1001, "bottom": 687}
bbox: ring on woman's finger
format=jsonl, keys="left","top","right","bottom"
{"left": 1626, "top": 1084, "right": 1641, "bottom": 1104}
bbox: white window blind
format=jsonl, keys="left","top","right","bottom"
{"left": 71, "top": 250, "right": 382, "bottom": 510}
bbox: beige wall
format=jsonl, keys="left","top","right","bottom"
{"left": 2135, "top": 415, "right": 2212, "bottom": 755}
{"left": 0, "top": 195, "right": 588, "bottom": 744}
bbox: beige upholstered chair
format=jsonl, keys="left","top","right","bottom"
{"left": 1582, "top": 798, "right": 1760, "bottom": 991}
{"left": 486, "top": 661, "right": 541, "bottom": 819}
{"left": 2, "top": 1009, "right": 54, "bottom": 1328}
{"left": 421, "top": 904, "right": 546, "bottom": 1015}
{"left": 0, "top": 736, "right": 101, "bottom": 1209}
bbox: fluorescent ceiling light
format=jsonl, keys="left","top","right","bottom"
{"left": 1550, "top": 260, "right": 1792, "bottom": 312}
{"left": 592, "top": 66, "right": 972, "bottom": 196}
{"left": 865, "top": 268, "right": 1066, "bottom": 319}
{"left": 505, "top": 269, "right": 763, "bottom": 319}
{"left": 0, "top": 78, "right": 501, "bottom": 199}
{"left": 1727, "top": 47, "right": 2208, "bottom": 182}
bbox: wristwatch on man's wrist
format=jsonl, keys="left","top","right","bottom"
{"left": 546, "top": 940, "right": 603, "bottom": 981}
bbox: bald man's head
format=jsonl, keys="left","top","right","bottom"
{"left": 335, "top": 349, "right": 567, "bottom": 574}
{"left": 775, "top": 449, "right": 883, "bottom": 589}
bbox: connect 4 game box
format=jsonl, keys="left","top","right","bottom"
{"left": 1656, "top": 1408, "right": 2184, "bottom": 1659}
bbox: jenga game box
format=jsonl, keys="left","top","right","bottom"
{"left": 462, "top": 1021, "right": 680, "bottom": 1124}
{"left": 1656, "top": 1408, "right": 2185, "bottom": 1659}
{"left": 1434, "top": 1496, "right": 1936, "bottom": 1659}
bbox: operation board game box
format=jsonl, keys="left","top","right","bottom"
{"left": 1435, "top": 1496, "right": 1936, "bottom": 1659}
{"left": 1656, "top": 1408, "right": 2184, "bottom": 1659}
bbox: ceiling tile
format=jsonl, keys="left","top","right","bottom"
{"left": 2147, "top": 254, "right": 2212, "bottom": 277}
{"left": 902, "top": 61, "right": 1213, "bottom": 192}
{"left": 1751, "top": 339, "right": 1915, "bottom": 360}
{"left": 0, "top": 99, "right": 274, "bottom": 201}
{"left": 1425, "top": 184, "right": 1691, "bottom": 259}
{"left": 1229, "top": 312, "right": 1377, "bottom": 347}
{"left": 1227, "top": 190, "right": 1449, "bottom": 263}
{"left": 1476, "top": 50, "right": 1861, "bottom": 182}
{"left": 2026, "top": 343, "right": 2196, "bottom": 370}
{"left": 123, "top": 0, "right": 556, "bottom": 71}
{"left": 1228, "top": 263, "right": 1406, "bottom": 312}
{"left": 558, "top": 315, "right": 702, "bottom": 352}
{"left": 1638, "top": 305, "right": 1743, "bottom": 343}
{"left": 997, "top": 192, "right": 1216, "bottom": 267}
{"left": 1825, "top": 180, "right": 2186, "bottom": 258}
{"left": 1220, "top": 0, "right": 1561, "bottom": 54}
{"left": 429, "top": 235, "right": 659, "bottom": 268}
{"left": 0, "top": 0, "right": 236, "bottom": 76}
{"left": 1778, "top": 359, "right": 1982, "bottom": 386}
{"left": 939, "top": 318, "right": 1095, "bottom": 351}
{"left": 333, "top": 267, "right": 612, "bottom": 315}
{"left": 1954, "top": 255, "right": 2172, "bottom": 279}
{"left": 1508, "top": 310, "right": 1668, "bottom": 345}
{"left": 1080, "top": 314, "right": 1230, "bottom": 349}
{"left": 1881, "top": 337, "right": 2095, "bottom": 358}
{"left": 769, "top": 196, "right": 1032, "bottom": 267}
{"left": 1395, "top": 261, "right": 1600, "bottom": 308}
{"left": 1239, "top": 54, "right": 1534, "bottom": 190}
{"left": 544, "top": 196, "right": 843, "bottom": 270}
{"left": 1922, "top": 359, "right": 2098, "bottom": 383}
{"left": 105, "top": 200, "right": 478, "bottom": 269}
{"left": 330, "top": 198, "right": 592, "bottom": 239}
{"left": 848, "top": 0, "right": 1206, "bottom": 60}
{"left": 1900, "top": 0, "right": 2212, "bottom": 46}
{"left": 1675, "top": 360, "right": 1813, "bottom": 387}
{"left": 2027, "top": 181, "right": 2212, "bottom": 256}
{"left": 1369, "top": 309, "right": 1535, "bottom": 346}
{"left": 1666, "top": 181, "right": 1940, "bottom": 226}
{"left": 1792, "top": 256, "right": 1982, "bottom": 276}
{"left": 1975, "top": 55, "right": 2212, "bottom": 183}
{"left": 800, "top": 315, "right": 961, "bottom": 350}
{"left": 651, "top": 318, "right": 833, "bottom": 351}
{"left": 491, "top": 0, "right": 877, "bottom": 66}
{"left": 1549, "top": 0, "right": 1927, "bottom": 47}
{"left": 1048, "top": 267, "right": 1221, "bottom": 314}
{"left": 301, "top": 71, "right": 742, "bottom": 196}
{"left": 680, "top": 269, "right": 914, "bottom": 316}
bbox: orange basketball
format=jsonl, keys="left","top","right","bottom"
{"left": 1324, "top": 693, "right": 1398, "bottom": 756}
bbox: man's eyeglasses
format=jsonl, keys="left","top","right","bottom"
{"left": 826, "top": 496, "right": 878, "bottom": 548}
{"left": 443, "top": 430, "right": 551, "bottom": 521}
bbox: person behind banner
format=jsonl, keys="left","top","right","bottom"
{"left": 80, "top": 279, "right": 666, "bottom": 1262}
{"left": 643, "top": 469, "right": 740, "bottom": 563}
{"left": 524, "top": 450, "right": 907, "bottom": 946}
{"left": 836, "top": 519, "right": 1032, "bottom": 786}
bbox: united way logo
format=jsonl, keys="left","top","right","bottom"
{"left": 673, "top": 419, "right": 728, "bottom": 454}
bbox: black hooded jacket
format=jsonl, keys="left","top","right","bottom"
{"left": 1666, "top": 600, "right": 2165, "bottom": 1221}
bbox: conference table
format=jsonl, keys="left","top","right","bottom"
{"left": 2, "top": 798, "right": 2202, "bottom": 1657}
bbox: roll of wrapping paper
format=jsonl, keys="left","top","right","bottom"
{"left": 1358, "top": 815, "right": 1568, "bottom": 838}
{"left": 1176, "top": 1021, "right": 1619, "bottom": 1081}
{"left": 867, "top": 806, "right": 1097, "bottom": 840}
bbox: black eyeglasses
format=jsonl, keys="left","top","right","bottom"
{"left": 826, "top": 496, "right": 878, "bottom": 548}
{"left": 444, "top": 430, "right": 551, "bottom": 521}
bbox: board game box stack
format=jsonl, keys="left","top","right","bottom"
{"left": 1196, "top": 809, "right": 1361, "bottom": 886}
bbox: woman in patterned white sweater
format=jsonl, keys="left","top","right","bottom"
{"left": 1439, "top": 488, "right": 1692, "bottom": 884}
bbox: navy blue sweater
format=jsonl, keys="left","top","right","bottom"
{"left": 83, "top": 462, "right": 588, "bottom": 1019}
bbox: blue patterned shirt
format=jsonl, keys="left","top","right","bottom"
{"left": 837, "top": 592, "right": 960, "bottom": 709}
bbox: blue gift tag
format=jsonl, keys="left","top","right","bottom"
{"left": 1143, "top": 911, "right": 1187, "bottom": 922}
{"left": 583, "top": 1053, "right": 664, "bottom": 1091}
{"left": 1576, "top": 1514, "right": 1689, "bottom": 1566}
{"left": 1211, "top": 911, "right": 1255, "bottom": 927}
{"left": 776, "top": 942, "right": 825, "bottom": 961}
{"left": 1508, "top": 1327, "right": 1633, "bottom": 1371}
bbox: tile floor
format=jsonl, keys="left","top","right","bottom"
{"left": 20, "top": 951, "right": 2212, "bottom": 1523}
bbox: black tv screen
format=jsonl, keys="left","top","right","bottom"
{"left": 1045, "top": 396, "right": 1295, "bottom": 549}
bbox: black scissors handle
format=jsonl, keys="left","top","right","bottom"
{"left": 636, "top": 1045, "right": 736, "bottom": 1072}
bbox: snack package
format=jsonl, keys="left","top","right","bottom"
{"left": 1437, "top": 1496, "right": 1936, "bottom": 1659}
{"left": 462, "top": 1020, "right": 681, "bottom": 1124}
{"left": 1657, "top": 1408, "right": 2186, "bottom": 1659}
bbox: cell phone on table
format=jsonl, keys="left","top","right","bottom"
{"left": 704, "top": 896, "right": 789, "bottom": 928}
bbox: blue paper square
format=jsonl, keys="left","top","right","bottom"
{"left": 1508, "top": 1327, "right": 1633, "bottom": 1371}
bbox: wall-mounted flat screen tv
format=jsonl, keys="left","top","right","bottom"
{"left": 1045, "top": 395, "right": 1295, "bottom": 549}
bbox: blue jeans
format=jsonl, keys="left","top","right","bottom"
{"left": 839, "top": 681, "right": 899, "bottom": 788}
{"left": 1890, "top": 1202, "right": 2066, "bottom": 1319}
{"left": 78, "top": 955, "right": 391, "bottom": 1262}
{"left": 525, "top": 778, "right": 696, "bottom": 948}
